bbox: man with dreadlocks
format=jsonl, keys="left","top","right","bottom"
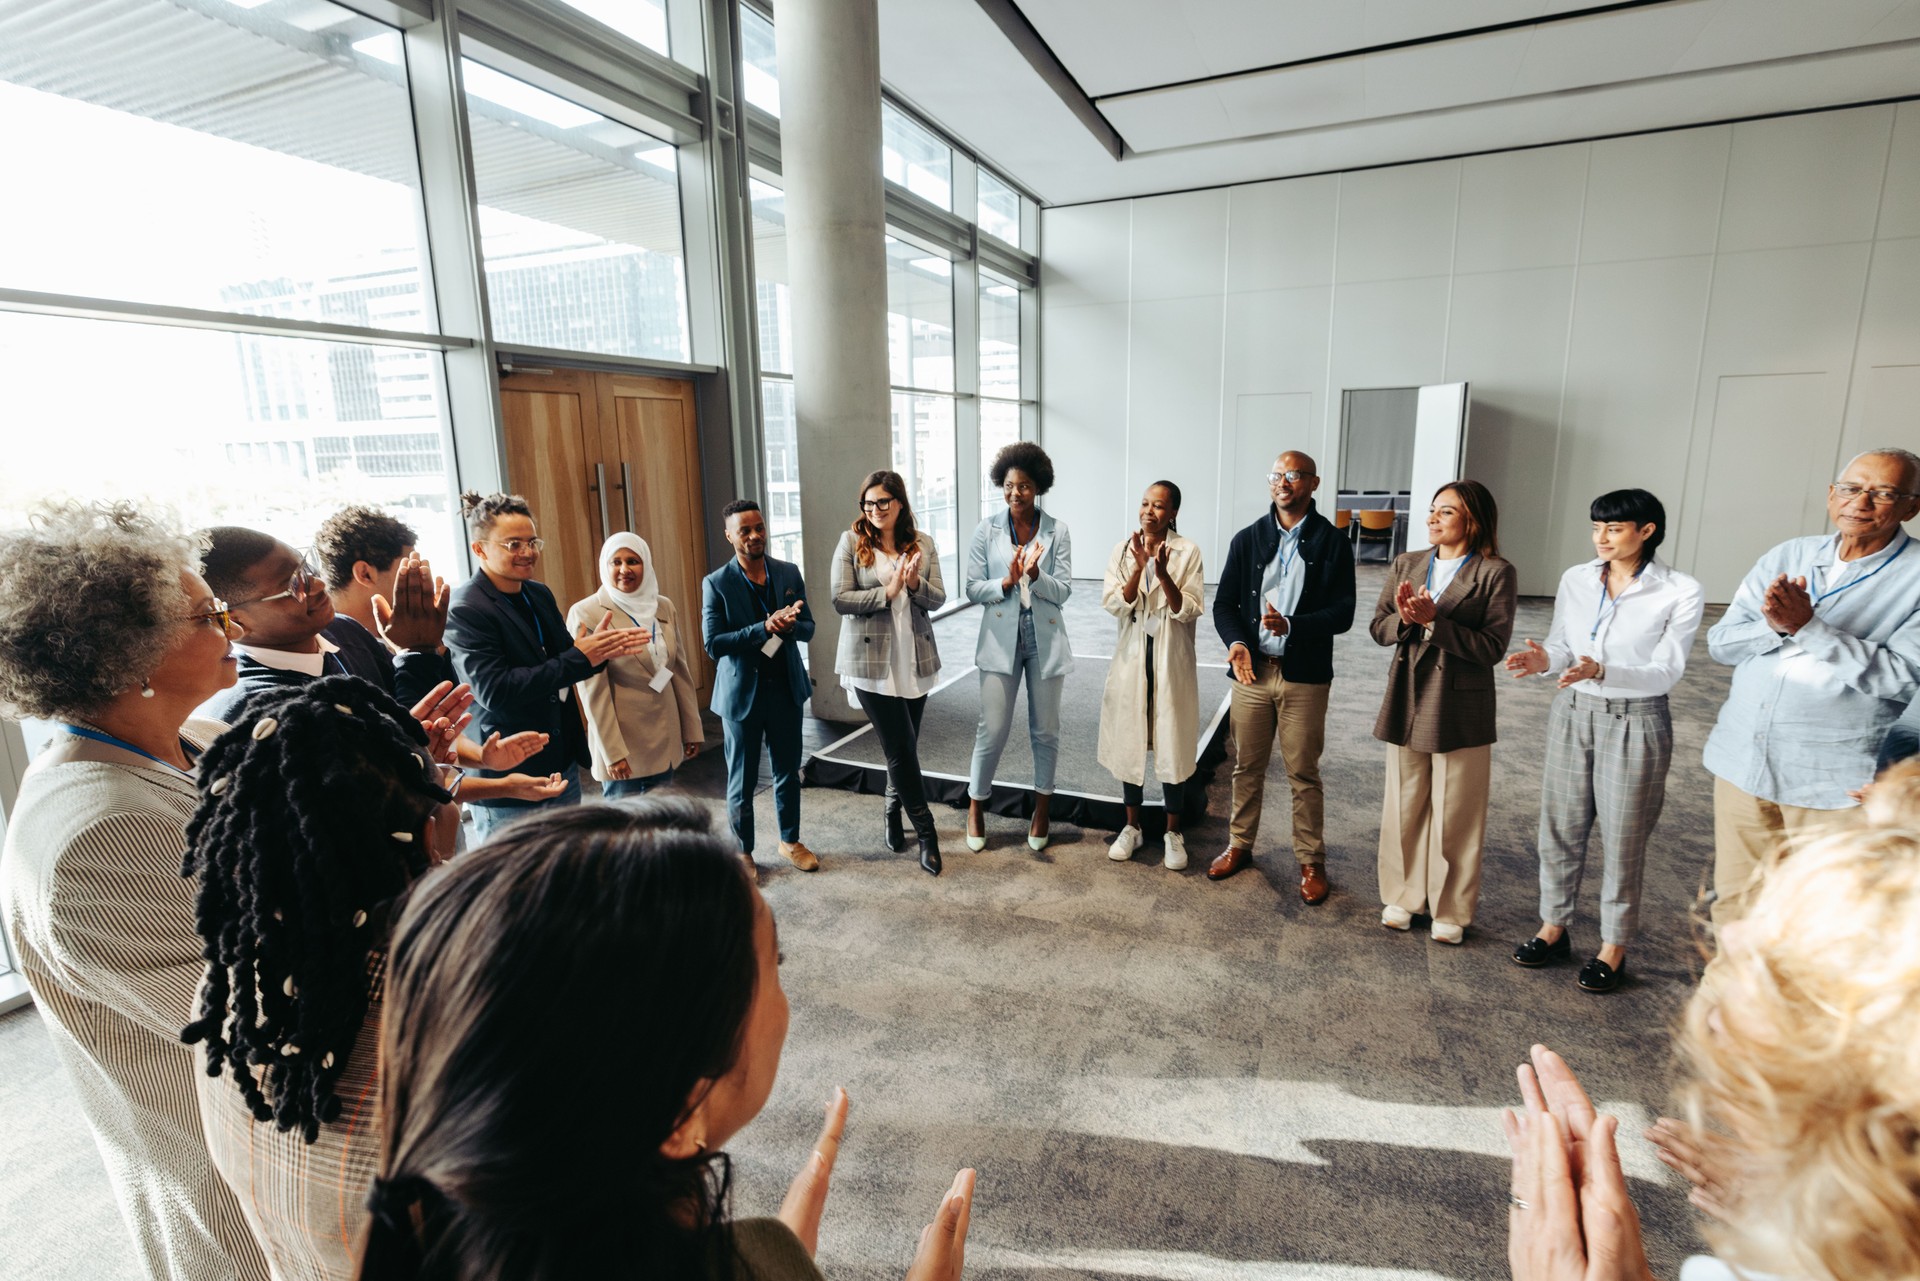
{"left": 183, "top": 675, "right": 458, "bottom": 1281}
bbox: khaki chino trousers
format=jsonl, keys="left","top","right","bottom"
{"left": 1227, "top": 658, "right": 1331, "bottom": 864}
{"left": 1378, "top": 742, "right": 1492, "bottom": 927}
{"left": 1709, "top": 776, "right": 1862, "bottom": 927}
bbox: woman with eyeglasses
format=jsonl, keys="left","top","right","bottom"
{"left": 0, "top": 501, "right": 273, "bottom": 1280}
{"left": 963, "top": 442, "right": 1073, "bottom": 852}
{"left": 832, "top": 470, "right": 947, "bottom": 874}
{"left": 567, "top": 533, "right": 704, "bottom": 800}
{"left": 1503, "top": 489, "right": 1705, "bottom": 993}
{"left": 444, "top": 492, "right": 651, "bottom": 840}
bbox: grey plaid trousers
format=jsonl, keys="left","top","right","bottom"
{"left": 1537, "top": 688, "right": 1674, "bottom": 944}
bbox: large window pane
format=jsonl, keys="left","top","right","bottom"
{"left": 0, "top": 0, "right": 427, "bottom": 329}
{"left": 465, "top": 59, "right": 690, "bottom": 362}
{"left": 979, "top": 274, "right": 1021, "bottom": 399}
{"left": 882, "top": 103, "right": 951, "bottom": 210}
{"left": 761, "top": 378, "right": 803, "bottom": 564}
{"left": 979, "top": 400, "right": 1021, "bottom": 526}
{"left": 892, "top": 394, "right": 957, "bottom": 568}
{"left": 0, "top": 312, "right": 460, "bottom": 572}
{"left": 978, "top": 170, "right": 1022, "bottom": 247}
{"left": 886, "top": 238, "right": 954, "bottom": 392}
{"left": 741, "top": 5, "right": 781, "bottom": 116}
{"left": 551, "top": 0, "right": 669, "bottom": 57}
{"left": 752, "top": 179, "right": 793, "bottom": 375}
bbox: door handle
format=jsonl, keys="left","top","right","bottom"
{"left": 592, "top": 463, "right": 610, "bottom": 544}
{"left": 619, "top": 462, "right": 635, "bottom": 533}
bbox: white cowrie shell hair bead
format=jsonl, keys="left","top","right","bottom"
{"left": 251, "top": 717, "right": 278, "bottom": 740}
{"left": 352, "top": 910, "right": 368, "bottom": 928}
{"left": 281, "top": 1044, "right": 300, "bottom": 1056}
{"left": 322, "top": 1053, "right": 335, "bottom": 1069}
{"left": 273, "top": 910, "right": 284, "bottom": 921}
{"left": 335, "top": 704, "right": 354, "bottom": 715}
{"left": 283, "top": 976, "right": 297, "bottom": 997}
{"left": 209, "top": 776, "right": 230, "bottom": 796}
{"left": 391, "top": 831, "right": 414, "bottom": 843}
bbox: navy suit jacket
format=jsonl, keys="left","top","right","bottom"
{"left": 444, "top": 573, "right": 597, "bottom": 792}
{"left": 703, "top": 557, "right": 814, "bottom": 721}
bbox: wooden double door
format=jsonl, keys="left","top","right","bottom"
{"left": 499, "top": 368, "right": 711, "bottom": 704}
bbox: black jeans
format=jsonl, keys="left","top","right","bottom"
{"left": 1123, "top": 778, "right": 1186, "bottom": 812}
{"left": 859, "top": 691, "right": 930, "bottom": 811}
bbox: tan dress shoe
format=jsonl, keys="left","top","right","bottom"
{"left": 1299, "top": 864, "right": 1330, "bottom": 904}
{"left": 1207, "top": 846, "right": 1252, "bottom": 881}
{"left": 779, "top": 841, "right": 820, "bottom": 872}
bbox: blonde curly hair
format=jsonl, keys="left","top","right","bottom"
{"left": 1679, "top": 825, "right": 1920, "bottom": 1281}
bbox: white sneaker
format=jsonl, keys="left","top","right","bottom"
{"left": 1431, "top": 921, "right": 1465, "bottom": 945}
{"left": 1107, "top": 825, "right": 1142, "bottom": 862}
{"left": 1163, "top": 831, "right": 1188, "bottom": 871}
{"left": 1381, "top": 904, "right": 1414, "bottom": 931}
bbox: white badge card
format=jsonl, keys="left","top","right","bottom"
{"left": 761, "top": 634, "right": 784, "bottom": 657}
{"left": 648, "top": 665, "right": 674, "bottom": 692}
{"left": 1143, "top": 613, "right": 1164, "bottom": 638}
{"left": 558, "top": 685, "right": 572, "bottom": 702}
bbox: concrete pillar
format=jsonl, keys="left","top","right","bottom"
{"left": 780, "top": 0, "right": 892, "bottom": 722}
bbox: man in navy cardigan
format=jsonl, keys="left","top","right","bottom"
{"left": 1210, "top": 451, "right": 1357, "bottom": 902}
{"left": 704, "top": 499, "right": 819, "bottom": 871}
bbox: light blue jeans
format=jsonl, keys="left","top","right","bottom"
{"left": 969, "top": 609, "right": 1063, "bottom": 798}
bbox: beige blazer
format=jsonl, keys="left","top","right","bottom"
{"left": 565, "top": 591, "right": 705, "bottom": 781}
{"left": 1369, "top": 549, "right": 1518, "bottom": 754}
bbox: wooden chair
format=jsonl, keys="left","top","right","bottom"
{"left": 1355, "top": 508, "right": 1397, "bottom": 562}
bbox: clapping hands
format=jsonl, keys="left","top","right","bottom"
{"left": 768, "top": 600, "right": 806, "bottom": 635}
{"left": 1761, "top": 573, "right": 1812, "bottom": 635}
{"left": 1395, "top": 580, "right": 1438, "bottom": 627}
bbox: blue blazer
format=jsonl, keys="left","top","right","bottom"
{"left": 964, "top": 508, "right": 1073, "bottom": 679}
{"left": 444, "top": 573, "right": 597, "bottom": 788}
{"left": 702, "top": 557, "right": 815, "bottom": 721}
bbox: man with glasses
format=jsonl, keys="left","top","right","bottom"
{"left": 1210, "top": 450, "right": 1357, "bottom": 902}
{"left": 1703, "top": 447, "right": 1920, "bottom": 926}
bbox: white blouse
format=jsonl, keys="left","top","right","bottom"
{"left": 1541, "top": 558, "right": 1707, "bottom": 698}
{"left": 841, "top": 551, "right": 933, "bottom": 701}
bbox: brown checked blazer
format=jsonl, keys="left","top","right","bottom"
{"left": 1370, "top": 549, "right": 1518, "bottom": 754}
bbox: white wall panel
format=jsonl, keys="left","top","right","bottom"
{"left": 1878, "top": 103, "right": 1920, "bottom": 240}
{"left": 1454, "top": 146, "right": 1588, "bottom": 275}
{"left": 1332, "top": 161, "right": 1460, "bottom": 284}
{"left": 1328, "top": 277, "right": 1450, "bottom": 409}
{"left": 1552, "top": 256, "right": 1714, "bottom": 576}
{"left": 1218, "top": 286, "right": 1332, "bottom": 557}
{"left": 1130, "top": 188, "right": 1229, "bottom": 302}
{"left": 1718, "top": 108, "right": 1893, "bottom": 252}
{"left": 1581, "top": 127, "right": 1728, "bottom": 264}
{"left": 1447, "top": 267, "right": 1577, "bottom": 594}
{"left": 1225, "top": 393, "right": 1313, "bottom": 549}
{"left": 1842, "top": 235, "right": 1920, "bottom": 461}
{"left": 1037, "top": 302, "right": 1130, "bottom": 578}
{"left": 1039, "top": 203, "right": 1131, "bottom": 307}
{"left": 1226, "top": 176, "right": 1338, "bottom": 292}
{"left": 1127, "top": 295, "right": 1226, "bottom": 569}
{"left": 1691, "top": 372, "right": 1839, "bottom": 601}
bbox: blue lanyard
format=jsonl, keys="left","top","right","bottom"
{"left": 613, "top": 607, "right": 659, "bottom": 648}
{"left": 61, "top": 725, "right": 196, "bottom": 778}
{"left": 512, "top": 593, "right": 545, "bottom": 647}
{"left": 1811, "top": 534, "right": 1910, "bottom": 605}
{"left": 1590, "top": 561, "right": 1645, "bottom": 642}
{"left": 1426, "top": 551, "right": 1475, "bottom": 594}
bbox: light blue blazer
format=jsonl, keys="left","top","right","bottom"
{"left": 964, "top": 508, "right": 1073, "bottom": 679}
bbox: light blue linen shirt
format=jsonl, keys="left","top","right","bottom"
{"left": 1703, "top": 531, "right": 1920, "bottom": 809}
{"left": 1257, "top": 519, "right": 1307, "bottom": 656}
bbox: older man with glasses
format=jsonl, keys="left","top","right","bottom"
{"left": 1703, "top": 447, "right": 1920, "bottom": 927}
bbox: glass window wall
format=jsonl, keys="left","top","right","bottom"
{"left": 978, "top": 169, "right": 1022, "bottom": 247}
{"left": 881, "top": 103, "right": 951, "bottom": 211}
{"left": 550, "top": 0, "right": 670, "bottom": 56}
{"left": 741, "top": 5, "right": 781, "bottom": 116}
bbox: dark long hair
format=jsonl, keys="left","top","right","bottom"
{"left": 182, "top": 675, "right": 450, "bottom": 1142}
{"left": 850, "top": 469, "right": 920, "bottom": 567}
{"left": 1589, "top": 489, "right": 1666, "bottom": 569}
{"left": 1435, "top": 479, "right": 1501, "bottom": 558}
{"left": 356, "top": 800, "right": 759, "bottom": 1281}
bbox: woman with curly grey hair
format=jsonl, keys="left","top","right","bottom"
{"left": 0, "top": 501, "right": 272, "bottom": 1281}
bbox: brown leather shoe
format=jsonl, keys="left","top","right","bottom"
{"left": 1207, "top": 846, "right": 1252, "bottom": 881}
{"left": 779, "top": 841, "right": 820, "bottom": 872}
{"left": 1299, "top": 864, "right": 1330, "bottom": 905}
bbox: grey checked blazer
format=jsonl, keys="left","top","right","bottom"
{"left": 831, "top": 529, "right": 945, "bottom": 684}
{"left": 1369, "top": 549, "right": 1518, "bottom": 754}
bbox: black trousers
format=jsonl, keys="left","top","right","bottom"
{"left": 858, "top": 691, "right": 929, "bottom": 811}
{"left": 1123, "top": 777, "right": 1186, "bottom": 812}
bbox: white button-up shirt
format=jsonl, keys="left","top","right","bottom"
{"left": 1540, "top": 558, "right": 1706, "bottom": 698}
{"left": 1258, "top": 518, "right": 1306, "bottom": 656}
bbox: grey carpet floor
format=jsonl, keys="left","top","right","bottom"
{"left": 1, "top": 565, "right": 1729, "bottom": 1281}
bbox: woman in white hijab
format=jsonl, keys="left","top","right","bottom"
{"left": 566, "top": 534, "right": 703, "bottom": 798}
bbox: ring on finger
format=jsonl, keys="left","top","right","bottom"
{"left": 1509, "top": 1193, "right": 1531, "bottom": 1210}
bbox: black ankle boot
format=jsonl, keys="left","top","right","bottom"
{"left": 884, "top": 796, "right": 905, "bottom": 853}
{"left": 908, "top": 803, "right": 941, "bottom": 876}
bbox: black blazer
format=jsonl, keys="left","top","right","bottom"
{"left": 1212, "top": 502, "right": 1357, "bottom": 685}
{"left": 445, "top": 573, "right": 598, "bottom": 798}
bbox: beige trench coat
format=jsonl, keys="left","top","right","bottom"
{"left": 1097, "top": 531, "right": 1205, "bottom": 786}
{"left": 565, "top": 590, "right": 705, "bottom": 782}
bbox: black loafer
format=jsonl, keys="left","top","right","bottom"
{"left": 1512, "top": 934, "right": 1572, "bottom": 968}
{"left": 1578, "top": 957, "right": 1624, "bottom": 992}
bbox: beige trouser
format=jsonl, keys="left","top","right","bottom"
{"left": 1227, "top": 660, "right": 1331, "bottom": 864}
{"left": 1378, "top": 742, "right": 1492, "bottom": 927}
{"left": 1709, "top": 776, "right": 1863, "bottom": 927}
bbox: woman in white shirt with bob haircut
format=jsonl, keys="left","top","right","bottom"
{"left": 1504, "top": 488, "right": 1705, "bottom": 993}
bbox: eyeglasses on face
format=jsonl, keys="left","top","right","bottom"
{"left": 229, "top": 559, "right": 323, "bottom": 609}
{"left": 187, "top": 604, "right": 238, "bottom": 635}
{"left": 1267, "top": 470, "right": 1314, "bottom": 484}
{"left": 1831, "top": 482, "right": 1919, "bottom": 505}
{"left": 860, "top": 497, "right": 896, "bottom": 512}
{"left": 488, "top": 538, "right": 546, "bottom": 554}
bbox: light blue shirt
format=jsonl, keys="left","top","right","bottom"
{"left": 1703, "top": 531, "right": 1920, "bottom": 809}
{"left": 1258, "top": 518, "right": 1306, "bottom": 657}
